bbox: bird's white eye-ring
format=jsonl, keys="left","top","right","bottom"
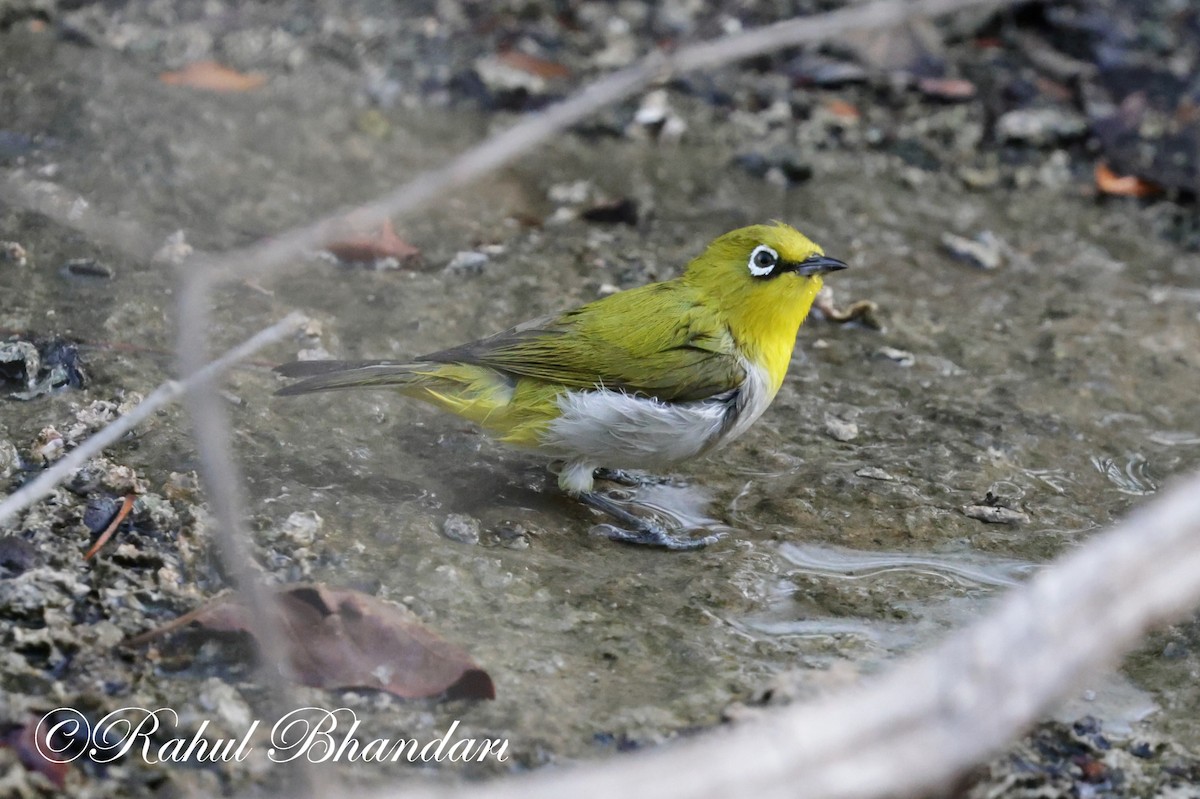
{"left": 748, "top": 244, "right": 779, "bottom": 277}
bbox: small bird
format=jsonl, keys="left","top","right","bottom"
{"left": 276, "top": 222, "right": 846, "bottom": 550}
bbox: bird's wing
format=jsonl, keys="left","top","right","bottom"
{"left": 417, "top": 281, "right": 745, "bottom": 402}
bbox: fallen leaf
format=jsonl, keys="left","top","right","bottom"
{"left": 916, "top": 77, "right": 976, "bottom": 101}
{"left": 1, "top": 716, "right": 73, "bottom": 788}
{"left": 824, "top": 98, "right": 861, "bottom": 121}
{"left": 497, "top": 51, "right": 570, "bottom": 80}
{"left": 325, "top": 218, "right": 421, "bottom": 265}
{"left": 1094, "top": 162, "right": 1162, "bottom": 198}
{"left": 129, "top": 584, "right": 495, "bottom": 701}
{"left": 159, "top": 61, "right": 266, "bottom": 92}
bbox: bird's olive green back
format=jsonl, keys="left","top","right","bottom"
{"left": 418, "top": 281, "right": 746, "bottom": 402}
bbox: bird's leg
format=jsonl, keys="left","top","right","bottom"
{"left": 577, "top": 491, "right": 722, "bottom": 551}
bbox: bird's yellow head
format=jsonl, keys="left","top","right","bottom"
{"left": 683, "top": 222, "right": 846, "bottom": 387}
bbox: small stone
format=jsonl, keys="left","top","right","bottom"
{"left": 0, "top": 535, "right": 40, "bottom": 576}
{"left": 83, "top": 496, "right": 121, "bottom": 534}
{"left": 491, "top": 520, "right": 531, "bottom": 550}
{"left": 962, "top": 505, "right": 1030, "bottom": 525}
{"left": 548, "top": 180, "right": 593, "bottom": 205}
{"left": 102, "top": 463, "right": 143, "bottom": 494}
{"left": 278, "top": 510, "right": 323, "bottom": 546}
{"left": 629, "top": 89, "right": 686, "bottom": 141}
{"left": 152, "top": 231, "right": 193, "bottom": 266}
{"left": 162, "top": 471, "right": 202, "bottom": 503}
{"left": 875, "top": 347, "right": 916, "bottom": 367}
{"left": 0, "top": 341, "right": 39, "bottom": 392}
{"left": 0, "top": 439, "right": 18, "bottom": 478}
{"left": 30, "top": 427, "right": 65, "bottom": 464}
{"left": 0, "top": 241, "right": 28, "bottom": 267}
{"left": 823, "top": 414, "right": 859, "bottom": 442}
{"left": 60, "top": 258, "right": 114, "bottom": 280}
{"left": 996, "top": 107, "right": 1088, "bottom": 146}
{"left": 444, "top": 251, "right": 489, "bottom": 275}
{"left": 957, "top": 165, "right": 1000, "bottom": 190}
{"left": 66, "top": 399, "right": 121, "bottom": 442}
{"left": 941, "top": 231, "right": 1003, "bottom": 270}
{"left": 855, "top": 467, "right": 895, "bottom": 481}
{"left": 441, "top": 513, "right": 481, "bottom": 545}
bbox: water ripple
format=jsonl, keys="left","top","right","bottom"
{"left": 778, "top": 541, "right": 1035, "bottom": 589}
{"left": 1091, "top": 454, "right": 1158, "bottom": 496}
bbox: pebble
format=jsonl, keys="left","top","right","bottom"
{"left": 444, "top": 251, "right": 489, "bottom": 276}
{"left": 277, "top": 510, "right": 323, "bottom": 546}
{"left": 152, "top": 230, "right": 194, "bottom": 266}
{"left": 941, "top": 230, "right": 1004, "bottom": 270}
{"left": 441, "top": 513, "right": 481, "bottom": 545}
{"left": 0, "top": 439, "right": 18, "bottom": 479}
{"left": 875, "top": 347, "right": 916, "bottom": 367}
{"left": 83, "top": 496, "right": 122, "bottom": 534}
{"left": 996, "top": 108, "right": 1088, "bottom": 146}
{"left": 962, "top": 504, "right": 1030, "bottom": 525}
{"left": 823, "top": 414, "right": 859, "bottom": 442}
{"left": 30, "top": 427, "right": 65, "bottom": 464}
{"left": 0, "top": 241, "right": 29, "bottom": 267}
{"left": 0, "top": 341, "right": 40, "bottom": 392}
{"left": 60, "top": 257, "right": 114, "bottom": 280}
{"left": 491, "top": 520, "right": 531, "bottom": 550}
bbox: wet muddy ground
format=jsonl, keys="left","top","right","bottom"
{"left": 3, "top": 1, "right": 1200, "bottom": 796}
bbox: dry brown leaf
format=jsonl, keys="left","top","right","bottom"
{"left": 824, "top": 98, "right": 861, "bottom": 121}
{"left": 129, "top": 584, "right": 495, "bottom": 701}
{"left": 2, "top": 717, "right": 72, "bottom": 788}
{"left": 325, "top": 218, "right": 422, "bottom": 264}
{"left": 1094, "top": 162, "right": 1162, "bottom": 198}
{"left": 497, "top": 51, "right": 571, "bottom": 80}
{"left": 159, "top": 61, "right": 267, "bottom": 92}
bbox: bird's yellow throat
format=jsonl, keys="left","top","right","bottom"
{"left": 724, "top": 274, "right": 823, "bottom": 394}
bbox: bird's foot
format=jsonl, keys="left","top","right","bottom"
{"left": 590, "top": 523, "right": 723, "bottom": 551}
{"left": 593, "top": 468, "right": 657, "bottom": 488}
{"left": 578, "top": 490, "right": 722, "bottom": 551}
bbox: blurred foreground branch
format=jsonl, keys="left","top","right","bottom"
{"left": 368, "top": 469, "right": 1200, "bottom": 799}
{"left": 0, "top": 312, "right": 305, "bottom": 527}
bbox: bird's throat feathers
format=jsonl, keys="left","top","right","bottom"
{"left": 723, "top": 275, "right": 822, "bottom": 391}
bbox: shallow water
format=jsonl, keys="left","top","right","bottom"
{"left": 3, "top": 15, "right": 1200, "bottom": 791}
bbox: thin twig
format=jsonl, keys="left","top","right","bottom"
{"left": 363, "top": 470, "right": 1200, "bottom": 799}
{"left": 83, "top": 492, "right": 135, "bottom": 560}
{"left": 0, "top": 312, "right": 305, "bottom": 528}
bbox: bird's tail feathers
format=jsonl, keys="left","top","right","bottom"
{"left": 274, "top": 360, "right": 423, "bottom": 395}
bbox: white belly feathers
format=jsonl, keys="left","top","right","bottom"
{"left": 541, "top": 361, "right": 776, "bottom": 494}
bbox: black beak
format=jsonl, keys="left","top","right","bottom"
{"left": 794, "top": 254, "right": 848, "bottom": 276}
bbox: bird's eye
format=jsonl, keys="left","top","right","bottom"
{"left": 748, "top": 245, "right": 779, "bottom": 277}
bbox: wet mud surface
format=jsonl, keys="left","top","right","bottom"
{"left": 2, "top": 0, "right": 1200, "bottom": 795}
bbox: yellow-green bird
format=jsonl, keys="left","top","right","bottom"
{"left": 276, "top": 222, "right": 845, "bottom": 550}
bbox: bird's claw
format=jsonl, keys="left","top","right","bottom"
{"left": 590, "top": 523, "right": 724, "bottom": 551}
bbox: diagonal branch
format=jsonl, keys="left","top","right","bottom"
{"left": 0, "top": 312, "right": 305, "bottom": 528}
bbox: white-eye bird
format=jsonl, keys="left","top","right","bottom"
{"left": 276, "top": 222, "right": 846, "bottom": 550}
